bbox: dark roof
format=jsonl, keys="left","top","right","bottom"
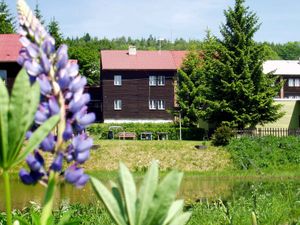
{"left": 101, "top": 50, "right": 187, "bottom": 70}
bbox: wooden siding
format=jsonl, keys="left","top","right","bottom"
{"left": 0, "top": 62, "right": 21, "bottom": 90}
{"left": 282, "top": 76, "right": 300, "bottom": 98}
{"left": 101, "top": 70, "right": 176, "bottom": 121}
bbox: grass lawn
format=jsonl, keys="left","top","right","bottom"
{"left": 87, "top": 140, "right": 231, "bottom": 172}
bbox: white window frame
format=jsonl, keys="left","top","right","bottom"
{"left": 114, "top": 100, "right": 122, "bottom": 110}
{"left": 149, "top": 100, "right": 156, "bottom": 110}
{"left": 157, "top": 100, "right": 165, "bottom": 110}
{"left": 295, "top": 78, "right": 300, "bottom": 87}
{"left": 149, "top": 76, "right": 156, "bottom": 86}
{"left": 114, "top": 75, "right": 122, "bottom": 86}
{"left": 288, "top": 78, "right": 294, "bottom": 87}
{"left": 0, "top": 70, "right": 7, "bottom": 84}
{"left": 157, "top": 76, "right": 165, "bottom": 86}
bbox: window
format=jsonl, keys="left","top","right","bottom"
{"left": 114, "top": 75, "right": 122, "bottom": 86}
{"left": 114, "top": 100, "right": 122, "bottom": 110}
{"left": 0, "top": 70, "right": 7, "bottom": 84}
{"left": 295, "top": 79, "right": 300, "bottom": 87}
{"left": 157, "top": 76, "right": 165, "bottom": 86}
{"left": 288, "top": 79, "right": 295, "bottom": 87}
{"left": 157, "top": 100, "right": 165, "bottom": 110}
{"left": 149, "top": 100, "right": 156, "bottom": 110}
{"left": 149, "top": 76, "right": 156, "bottom": 86}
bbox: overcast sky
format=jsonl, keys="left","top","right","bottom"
{"left": 6, "top": 0, "right": 300, "bottom": 43}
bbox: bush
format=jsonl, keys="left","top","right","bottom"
{"left": 211, "top": 126, "right": 234, "bottom": 146}
{"left": 226, "top": 136, "right": 300, "bottom": 170}
{"left": 87, "top": 123, "right": 207, "bottom": 140}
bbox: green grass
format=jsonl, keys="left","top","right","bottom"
{"left": 88, "top": 140, "right": 231, "bottom": 172}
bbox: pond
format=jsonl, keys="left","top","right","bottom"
{"left": 0, "top": 174, "right": 299, "bottom": 211}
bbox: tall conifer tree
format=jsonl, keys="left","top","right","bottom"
{"left": 200, "top": 0, "right": 283, "bottom": 128}
{"left": 48, "top": 18, "right": 63, "bottom": 49}
{"left": 0, "top": 0, "right": 15, "bottom": 33}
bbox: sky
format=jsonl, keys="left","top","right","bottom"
{"left": 6, "top": 0, "right": 300, "bottom": 43}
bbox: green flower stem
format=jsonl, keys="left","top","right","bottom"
{"left": 41, "top": 171, "right": 58, "bottom": 225}
{"left": 3, "top": 170, "right": 12, "bottom": 225}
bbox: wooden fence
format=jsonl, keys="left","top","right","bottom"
{"left": 233, "top": 128, "right": 300, "bottom": 138}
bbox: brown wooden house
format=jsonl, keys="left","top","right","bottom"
{"left": 263, "top": 60, "right": 300, "bottom": 99}
{"left": 0, "top": 34, "right": 22, "bottom": 90}
{"left": 100, "top": 47, "right": 187, "bottom": 122}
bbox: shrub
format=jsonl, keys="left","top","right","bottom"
{"left": 226, "top": 136, "right": 300, "bottom": 170}
{"left": 211, "top": 126, "right": 234, "bottom": 146}
{"left": 87, "top": 123, "right": 207, "bottom": 140}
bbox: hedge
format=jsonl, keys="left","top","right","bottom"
{"left": 87, "top": 123, "right": 206, "bottom": 140}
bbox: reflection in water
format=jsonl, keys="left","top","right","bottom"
{"left": 0, "top": 175, "right": 299, "bottom": 210}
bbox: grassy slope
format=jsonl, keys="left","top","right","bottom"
{"left": 87, "top": 140, "right": 231, "bottom": 172}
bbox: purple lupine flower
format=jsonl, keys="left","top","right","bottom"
{"left": 37, "top": 75, "right": 52, "bottom": 95}
{"left": 17, "top": 0, "right": 95, "bottom": 188}
{"left": 40, "top": 133, "right": 55, "bottom": 152}
{"left": 50, "top": 153, "right": 63, "bottom": 172}
{"left": 64, "top": 165, "right": 89, "bottom": 188}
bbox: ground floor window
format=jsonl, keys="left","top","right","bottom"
{"left": 149, "top": 100, "right": 156, "bottom": 110}
{"left": 157, "top": 100, "right": 165, "bottom": 110}
{"left": 0, "top": 70, "right": 7, "bottom": 83}
{"left": 114, "top": 100, "right": 122, "bottom": 110}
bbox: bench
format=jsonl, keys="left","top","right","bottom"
{"left": 117, "top": 132, "right": 136, "bottom": 140}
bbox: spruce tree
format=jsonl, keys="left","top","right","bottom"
{"left": 48, "top": 18, "right": 63, "bottom": 49}
{"left": 34, "top": 1, "right": 45, "bottom": 25}
{"left": 0, "top": 0, "right": 15, "bottom": 33}
{"left": 176, "top": 51, "right": 204, "bottom": 127}
{"left": 200, "top": 0, "right": 283, "bottom": 128}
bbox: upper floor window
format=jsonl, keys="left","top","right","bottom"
{"left": 114, "top": 75, "right": 122, "bottom": 86}
{"left": 157, "top": 100, "right": 165, "bottom": 110}
{"left": 0, "top": 70, "right": 7, "bottom": 84}
{"left": 149, "top": 76, "right": 156, "bottom": 86}
{"left": 288, "top": 78, "right": 300, "bottom": 87}
{"left": 114, "top": 99, "right": 122, "bottom": 110}
{"left": 295, "top": 78, "right": 300, "bottom": 87}
{"left": 149, "top": 100, "right": 156, "bottom": 110}
{"left": 157, "top": 76, "right": 165, "bottom": 86}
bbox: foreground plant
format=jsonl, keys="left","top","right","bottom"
{"left": 91, "top": 161, "right": 191, "bottom": 225}
{"left": 15, "top": 0, "right": 95, "bottom": 224}
{"left": 0, "top": 70, "right": 59, "bottom": 225}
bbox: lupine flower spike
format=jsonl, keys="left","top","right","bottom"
{"left": 17, "top": 0, "right": 95, "bottom": 188}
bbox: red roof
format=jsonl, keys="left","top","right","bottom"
{"left": 0, "top": 34, "right": 22, "bottom": 62}
{"left": 101, "top": 50, "right": 187, "bottom": 70}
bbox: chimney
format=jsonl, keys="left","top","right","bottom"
{"left": 128, "top": 45, "right": 137, "bottom": 56}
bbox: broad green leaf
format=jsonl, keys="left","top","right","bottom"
{"left": 8, "top": 73, "right": 40, "bottom": 164}
{"left": 12, "top": 115, "right": 59, "bottom": 168}
{"left": 119, "top": 162, "right": 137, "bottom": 225}
{"left": 7, "top": 69, "right": 31, "bottom": 160}
{"left": 136, "top": 161, "right": 159, "bottom": 225}
{"left": 0, "top": 79, "right": 9, "bottom": 168}
{"left": 111, "top": 181, "right": 127, "bottom": 222}
{"left": 41, "top": 172, "right": 57, "bottom": 225}
{"left": 168, "top": 212, "right": 191, "bottom": 225}
{"left": 162, "top": 200, "right": 184, "bottom": 225}
{"left": 145, "top": 171, "right": 183, "bottom": 225}
{"left": 31, "top": 212, "right": 41, "bottom": 225}
{"left": 90, "top": 176, "right": 126, "bottom": 225}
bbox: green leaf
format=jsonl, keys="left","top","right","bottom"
{"left": 162, "top": 200, "right": 184, "bottom": 225}
{"left": 0, "top": 79, "right": 9, "bottom": 168}
{"left": 145, "top": 171, "right": 183, "bottom": 225}
{"left": 8, "top": 71, "right": 40, "bottom": 165}
{"left": 168, "top": 212, "right": 191, "bottom": 225}
{"left": 12, "top": 115, "right": 59, "bottom": 168}
{"left": 7, "top": 69, "right": 31, "bottom": 161}
{"left": 136, "top": 160, "right": 159, "bottom": 225}
{"left": 111, "top": 181, "right": 127, "bottom": 222}
{"left": 31, "top": 212, "right": 41, "bottom": 225}
{"left": 119, "top": 162, "right": 137, "bottom": 225}
{"left": 90, "top": 176, "right": 127, "bottom": 225}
